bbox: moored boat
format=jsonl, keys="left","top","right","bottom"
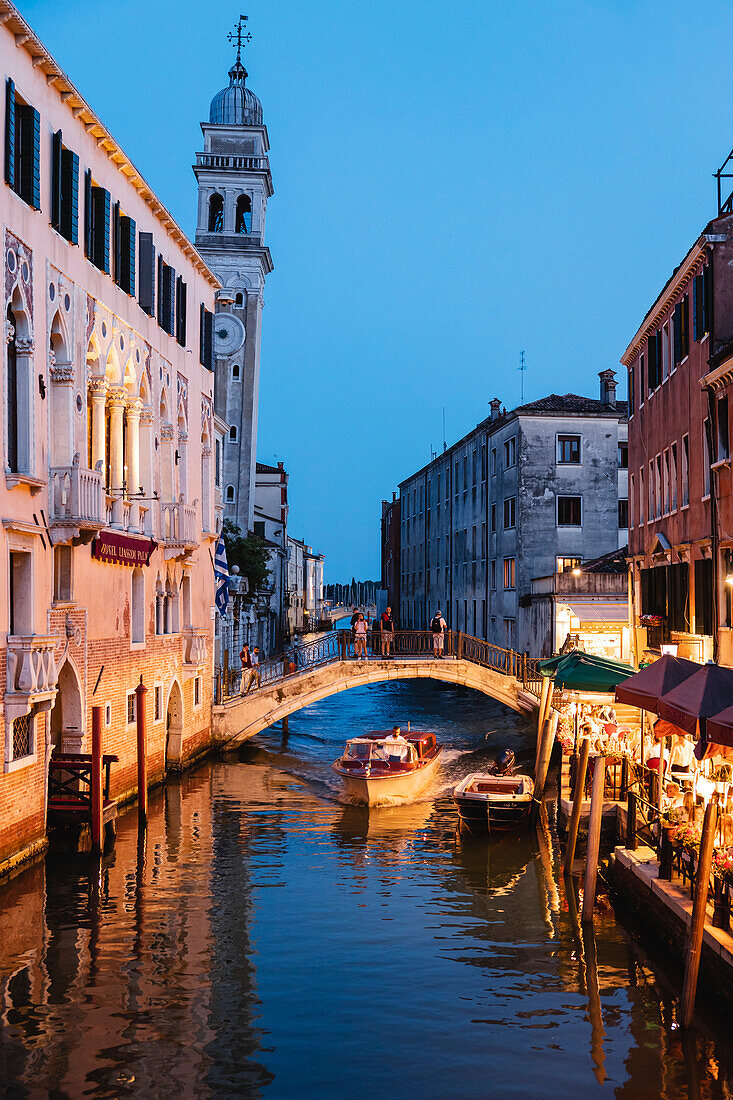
{"left": 332, "top": 729, "right": 442, "bottom": 805}
{"left": 454, "top": 750, "right": 534, "bottom": 833}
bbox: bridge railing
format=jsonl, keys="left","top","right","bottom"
{"left": 216, "top": 628, "right": 544, "bottom": 702}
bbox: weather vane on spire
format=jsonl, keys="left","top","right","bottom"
{"left": 228, "top": 15, "right": 252, "bottom": 63}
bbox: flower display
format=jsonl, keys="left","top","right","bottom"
{"left": 713, "top": 848, "right": 733, "bottom": 885}
{"left": 668, "top": 822, "right": 702, "bottom": 851}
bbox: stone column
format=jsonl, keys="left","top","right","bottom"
{"left": 89, "top": 379, "right": 108, "bottom": 473}
{"left": 160, "top": 424, "right": 175, "bottom": 503}
{"left": 176, "top": 425, "right": 188, "bottom": 503}
{"left": 107, "top": 389, "right": 126, "bottom": 528}
{"left": 125, "top": 397, "right": 142, "bottom": 530}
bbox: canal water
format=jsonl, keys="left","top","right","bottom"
{"left": 3, "top": 678, "right": 733, "bottom": 1098}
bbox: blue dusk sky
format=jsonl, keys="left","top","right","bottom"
{"left": 21, "top": 0, "right": 733, "bottom": 581}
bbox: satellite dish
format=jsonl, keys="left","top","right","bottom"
{"left": 213, "top": 313, "right": 245, "bottom": 357}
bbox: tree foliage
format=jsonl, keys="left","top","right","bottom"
{"left": 222, "top": 520, "right": 270, "bottom": 603}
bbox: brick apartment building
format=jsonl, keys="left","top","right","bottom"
{"left": 622, "top": 191, "right": 733, "bottom": 666}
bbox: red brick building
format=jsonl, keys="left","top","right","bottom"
{"left": 622, "top": 206, "right": 733, "bottom": 666}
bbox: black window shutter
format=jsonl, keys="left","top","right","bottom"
{"left": 30, "top": 107, "right": 40, "bottom": 209}
{"left": 138, "top": 231, "right": 155, "bottom": 314}
{"left": 60, "top": 149, "right": 79, "bottom": 244}
{"left": 160, "top": 264, "right": 175, "bottom": 335}
{"left": 157, "top": 254, "right": 164, "bottom": 324}
{"left": 112, "top": 200, "right": 121, "bottom": 285}
{"left": 84, "top": 169, "right": 92, "bottom": 258}
{"left": 16, "top": 105, "right": 40, "bottom": 208}
{"left": 203, "top": 309, "right": 213, "bottom": 370}
{"left": 673, "top": 302, "right": 682, "bottom": 364}
{"left": 703, "top": 263, "right": 712, "bottom": 336}
{"left": 51, "top": 130, "right": 62, "bottom": 229}
{"left": 119, "top": 216, "right": 135, "bottom": 296}
{"left": 91, "top": 186, "right": 110, "bottom": 273}
{"left": 5, "top": 78, "right": 15, "bottom": 188}
{"left": 199, "top": 302, "right": 205, "bottom": 364}
{"left": 176, "top": 275, "right": 187, "bottom": 346}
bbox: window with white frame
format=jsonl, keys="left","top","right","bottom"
{"left": 503, "top": 557, "right": 515, "bottom": 589}
{"left": 504, "top": 437, "right": 516, "bottom": 468}
{"left": 126, "top": 691, "right": 137, "bottom": 725}
{"left": 557, "top": 435, "right": 580, "bottom": 464}
{"left": 681, "top": 435, "right": 689, "bottom": 507}
{"left": 8, "top": 710, "right": 34, "bottom": 764}
{"left": 670, "top": 443, "right": 678, "bottom": 512}
{"left": 703, "top": 419, "right": 711, "bottom": 497}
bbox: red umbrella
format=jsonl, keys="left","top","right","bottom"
{"left": 656, "top": 663, "right": 733, "bottom": 737}
{"left": 706, "top": 705, "right": 733, "bottom": 748}
{"left": 614, "top": 654, "right": 701, "bottom": 711}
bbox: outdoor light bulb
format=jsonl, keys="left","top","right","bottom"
{"left": 726, "top": 573, "right": 733, "bottom": 586}
{"left": 572, "top": 567, "right": 581, "bottom": 576}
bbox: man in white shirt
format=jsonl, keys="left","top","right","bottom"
{"left": 383, "top": 726, "right": 409, "bottom": 762}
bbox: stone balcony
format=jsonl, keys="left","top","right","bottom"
{"left": 160, "top": 501, "right": 197, "bottom": 553}
{"left": 183, "top": 628, "right": 208, "bottom": 667}
{"left": 49, "top": 463, "right": 105, "bottom": 543}
{"left": 5, "top": 634, "right": 58, "bottom": 724}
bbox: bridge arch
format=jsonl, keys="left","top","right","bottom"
{"left": 214, "top": 658, "right": 537, "bottom": 748}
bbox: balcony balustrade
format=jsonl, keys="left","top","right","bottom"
{"left": 196, "top": 152, "right": 270, "bottom": 172}
{"left": 183, "top": 628, "right": 208, "bottom": 667}
{"left": 49, "top": 464, "right": 105, "bottom": 540}
{"left": 160, "top": 501, "right": 197, "bottom": 550}
{"left": 6, "top": 634, "right": 58, "bottom": 712}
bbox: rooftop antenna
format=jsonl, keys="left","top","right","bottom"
{"left": 442, "top": 406, "right": 447, "bottom": 452}
{"left": 227, "top": 14, "right": 252, "bottom": 63}
{"left": 518, "top": 350, "right": 526, "bottom": 403}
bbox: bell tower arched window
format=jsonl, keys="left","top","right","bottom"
{"left": 235, "top": 194, "right": 252, "bottom": 234}
{"left": 208, "top": 193, "right": 224, "bottom": 232}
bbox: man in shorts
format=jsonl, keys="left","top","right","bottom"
{"left": 430, "top": 610, "right": 447, "bottom": 657}
{"left": 380, "top": 606, "right": 394, "bottom": 657}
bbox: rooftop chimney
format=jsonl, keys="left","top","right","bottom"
{"left": 599, "top": 369, "right": 617, "bottom": 405}
{"left": 490, "top": 398, "right": 501, "bottom": 421}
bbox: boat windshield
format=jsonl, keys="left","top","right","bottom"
{"left": 345, "top": 740, "right": 378, "bottom": 762}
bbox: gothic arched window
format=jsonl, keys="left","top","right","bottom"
{"left": 6, "top": 306, "right": 18, "bottom": 472}
{"left": 235, "top": 194, "right": 252, "bottom": 234}
{"left": 208, "top": 193, "right": 224, "bottom": 232}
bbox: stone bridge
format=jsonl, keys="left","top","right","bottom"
{"left": 213, "top": 634, "right": 541, "bottom": 748}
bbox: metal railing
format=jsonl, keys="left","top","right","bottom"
{"left": 217, "top": 629, "right": 544, "bottom": 703}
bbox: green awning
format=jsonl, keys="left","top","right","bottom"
{"left": 540, "top": 651, "right": 635, "bottom": 693}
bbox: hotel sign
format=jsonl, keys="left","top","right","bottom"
{"left": 92, "top": 532, "right": 157, "bottom": 567}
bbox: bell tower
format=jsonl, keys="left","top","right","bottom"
{"left": 193, "top": 16, "right": 273, "bottom": 533}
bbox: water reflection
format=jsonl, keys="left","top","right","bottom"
{"left": 1, "top": 681, "right": 733, "bottom": 1097}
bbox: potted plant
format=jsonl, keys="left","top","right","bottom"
{"left": 712, "top": 763, "right": 733, "bottom": 794}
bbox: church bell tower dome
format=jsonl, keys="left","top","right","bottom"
{"left": 209, "top": 60, "right": 263, "bottom": 126}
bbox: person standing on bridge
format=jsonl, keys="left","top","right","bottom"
{"left": 350, "top": 609, "right": 361, "bottom": 657}
{"left": 249, "top": 646, "right": 261, "bottom": 691}
{"left": 430, "top": 610, "right": 447, "bottom": 657}
{"left": 354, "top": 613, "right": 368, "bottom": 659}
{"left": 380, "top": 606, "right": 394, "bottom": 657}
{"left": 239, "top": 643, "right": 253, "bottom": 694}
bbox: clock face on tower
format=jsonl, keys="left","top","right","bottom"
{"left": 213, "top": 313, "right": 246, "bottom": 357}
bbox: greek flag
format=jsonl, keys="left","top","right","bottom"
{"left": 214, "top": 534, "right": 230, "bottom": 616}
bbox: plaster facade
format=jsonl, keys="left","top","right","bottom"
{"left": 395, "top": 378, "right": 627, "bottom": 656}
{"left": 0, "top": 2, "right": 220, "bottom": 872}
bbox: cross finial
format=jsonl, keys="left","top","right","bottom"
{"left": 227, "top": 14, "right": 252, "bottom": 63}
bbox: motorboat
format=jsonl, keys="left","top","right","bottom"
{"left": 453, "top": 749, "right": 534, "bottom": 833}
{"left": 332, "top": 730, "right": 442, "bottom": 805}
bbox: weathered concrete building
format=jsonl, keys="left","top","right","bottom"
{"left": 394, "top": 375, "right": 627, "bottom": 655}
{"left": 381, "top": 494, "right": 401, "bottom": 614}
{"left": 0, "top": 2, "right": 221, "bottom": 874}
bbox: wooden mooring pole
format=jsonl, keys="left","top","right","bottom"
{"left": 564, "top": 737, "right": 590, "bottom": 876}
{"left": 90, "top": 705, "right": 103, "bottom": 854}
{"left": 535, "top": 677, "right": 551, "bottom": 772}
{"left": 531, "top": 711, "right": 558, "bottom": 824}
{"left": 680, "top": 798, "right": 718, "bottom": 1028}
{"left": 135, "top": 677, "right": 148, "bottom": 825}
{"left": 581, "top": 755, "right": 606, "bottom": 923}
